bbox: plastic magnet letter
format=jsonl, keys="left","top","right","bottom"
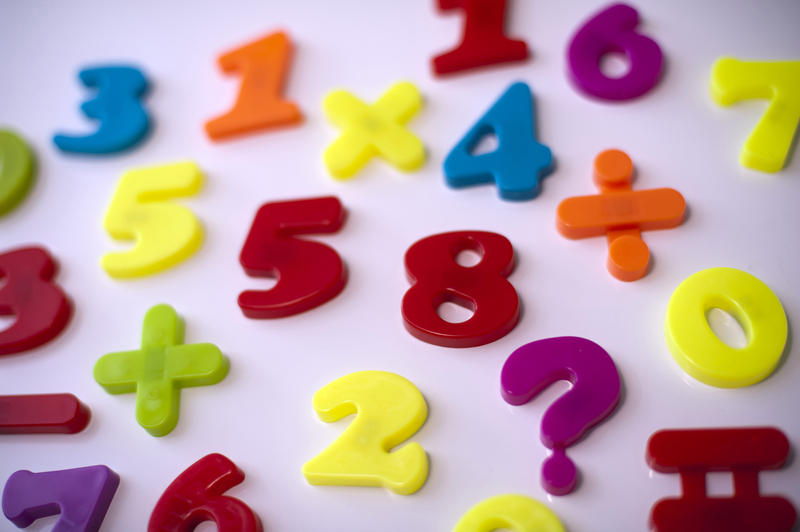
{"left": 452, "top": 494, "right": 565, "bottom": 532}
{"left": 0, "top": 246, "right": 72, "bottom": 356}
{"left": 2, "top": 465, "right": 120, "bottom": 532}
{"left": 102, "top": 161, "right": 204, "bottom": 279}
{"left": 205, "top": 31, "right": 302, "bottom": 140}
{"left": 501, "top": 337, "right": 621, "bottom": 495}
{"left": 556, "top": 149, "right": 685, "bottom": 281}
{"left": 149, "top": 453, "right": 262, "bottom": 532}
{"left": 646, "top": 427, "right": 797, "bottom": 532}
{"left": 432, "top": 0, "right": 529, "bottom": 76}
{"left": 93, "top": 304, "right": 228, "bottom": 437}
{"left": 0, "top": 130, "right": 34, "bottom": 216}
{"left": 238, "top": 196, "right": 346, "bottom": 318}
{"left": 323, "top": 82, "right": 425, "bottom": 179}
{"left": 444, "top": 81, "right": 553, "bottom": 200}
{"left": 53, "top": 65, "right": 150, "bottom": 154}
{"left": 710, "top": 58, "right": 800, "bottom": 173}
{"left": 0, "top": 394, "right": 90, "bottom": 434}
{"left": 567, "top": 3, "right": 663, "bottom": 100}
{"left": 402, "top": 231, "right": 519, "bottom": 348}
{"left": 665, "top": 267, "right": 787, "bottom": 388}
{"left": 302, "top": 371, "right": 429, "bottom": 495}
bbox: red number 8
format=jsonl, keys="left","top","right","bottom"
{"left": 402, "top": 231, "right": 519, "bottom": 348}
{"left": 0, "top": 247, "right": 72, "bottom": 355}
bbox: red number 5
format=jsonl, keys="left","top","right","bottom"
{"left": 0, "top": 247, "right": 71, "bottom": 355}
{"left": 402, "top": 231, "right": 519, "bottom": 348}
{"left": 238, "top": 196, "right": 346, "bottom": 318}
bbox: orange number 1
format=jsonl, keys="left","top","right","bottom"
{"left": 205, "top": 31, "right": 302, "bottom": 141}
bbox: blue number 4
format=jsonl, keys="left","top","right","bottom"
{"left": 444, "top": 81, "right": 554, "bottom": 200}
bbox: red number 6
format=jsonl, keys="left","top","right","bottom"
{"left": 148, "top": 453, "right": 262, "bottom": 532}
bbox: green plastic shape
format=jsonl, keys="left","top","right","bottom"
{"left": 93, "top": 304, "right": 228, "bottom": 437}
{"left": 0, "top": 130, "right": 35, "bottom": 216}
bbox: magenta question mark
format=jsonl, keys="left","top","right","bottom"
{"left": 501, "top": 336, "right": 621, "bottom": 495}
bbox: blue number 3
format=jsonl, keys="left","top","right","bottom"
{"left": 54, "top": 66, "right": 150, "bottom": 154}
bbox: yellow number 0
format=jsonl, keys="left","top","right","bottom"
{"left": 665, "top": 267, "right": 787, "bottom": 388}
{"left": 302, "top": 370, "right": 428, "bottom": 495}
{"left": 102, "top": 161, "right": 204, "bottom": 278}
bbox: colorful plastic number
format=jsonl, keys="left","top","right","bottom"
{"left": 402, "top": 231, "right": 519, "bottom": 348}
{"left": 149, "top": 453, "right": 262, "bottom": 532}
{"left": 567, "top": 3, "right": 663, "bottom": 100}
{"left": 93, "top": 304, "right": 228, "bottom": 437}
{"left": 302, "top": 371, "right": 429, "bottom": 495}
{"left": 501, "top": 337, "right": 621, "bottom": 495}
{"left": 53, "top": 65, "right": 150, "bottom": 153}
{"left": 444, "top": 81, "right": 553, "bottom": 200}
{"left": 0, "top": 247, "right": 71, "bottom": 356}
{"left": 0, "top": 394, "right": 90, "bottom": 434}
{"left": 556, "top": 149, "right": 685, "bottom": 281}
{"left": 0, "top": 130, "right": 34, "bottom": 216}
{"left": 239, "top": 196, "right": 346, "bottom": 318}
{"left": 102, "top": 161, "right": 204, "bottom": 279}
{"left": 665, "top": 267, "right": 787, "bottom": 388}
{"left": 711, "top": 58, "right": 800, "bottom": 172}
{"left": 205, "top": 31, "right": 302, "bottom": 140}
{"left": 323, "top": 82, "right": 425, "bottom": 179}
{"left": 2, "top": 465, "right": 119, "bottom": 532}
{"left": 646, "top": 427, "right": 797, "bottom": 532}
{"left": 452, "top": 494, "right": 565, "bottom": 532}
{"left": 432, "top": 0, "right": 528, "bottom": 76}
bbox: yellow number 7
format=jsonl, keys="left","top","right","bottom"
{"left": 102, "top": 161, "right": 204, "bottom": 278}
{"left": 302, "top": 370, "right": 429, "bottom": 495}
{"left": 711, "top": 58, "right": 800, "bottom": 173}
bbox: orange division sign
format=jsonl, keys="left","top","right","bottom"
{"left": 556, "top": 149, "right": 685, "bottom": 281}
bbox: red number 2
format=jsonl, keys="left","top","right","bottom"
{"left": 238, "top": 196, "right": 347, "bottom": 318}
{"left": 402, "top": 231, "right": 519, "bottom": 348}
{"left": 0, "top": 247, "right": 71, "bottom": 355}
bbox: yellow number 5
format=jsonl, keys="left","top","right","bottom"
{"left": 102, "top": 161, "right": 203, "bottom": 278}
{"left": 711, "top": 58, "right": 800, "bottom": 173}
{"left": 302, "top": 370, "right": 429, "bottom": 495}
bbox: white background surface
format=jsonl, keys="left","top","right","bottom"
{"left": 1, "top": 0, "right": 799, "bottom": 530}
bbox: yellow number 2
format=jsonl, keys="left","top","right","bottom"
{"left": 711, "top": 58, "right": 800, "bottom": 173}
{"left": 302, "top": 370, "right": 429, "bottom": 495}
{"left": 102, "top": 161, "right": 204, "bottom": 278}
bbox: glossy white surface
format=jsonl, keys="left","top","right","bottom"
{"left": 1, "top": 1, "right": 799, "bottom": 530}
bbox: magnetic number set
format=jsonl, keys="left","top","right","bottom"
{"left": 1, "top": 2, "right": 799, "bottom": 531}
